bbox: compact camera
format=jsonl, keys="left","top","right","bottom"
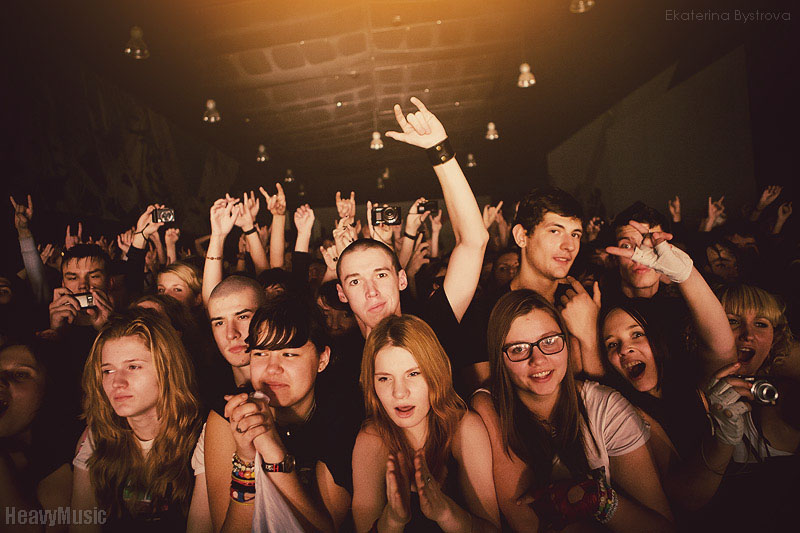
{"left": 418, "top": 200, "right": 438, "bottom": 214}
{"left": 740, "top": 376, "right": 779, "bottom": 404}
{"left": 73, "top": 292, "right": 95, "bottom": 309}
{"left": 372, "top": 205, "right": 402, "bottom": 226}
{"left": 152, "top": 208, "right": 175, "bottom": 223}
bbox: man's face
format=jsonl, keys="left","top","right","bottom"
{"left": 0, "top": 277, "right": 12, "bottom": 305}
{"left": 250, "top": 340, "right": 329, "bottom": 409}
{"left": 493, "top": 252, "right": 520, "bottom": 286}
{"left": 317, "top": 297, "right": 356, "bottom": 338}
{"left": 337, "top": 247, "right": 407, "bottom": 333}
{"left": 0, "top": 345, "right": 46, "bottom": 438}
{"left": 207, "top": 289, "right": 261, "bottom": 367}
{"left": 615, "top": 223, "right": 663, "bottom": 291}
{"left": 515, "top": 212, "right": 582, "bottom": 282}
{"left": 62, "top": 257, "right": 108, "bottom": 294}
{"left": 706, "top": 244, "right": 739, "bottom": 282}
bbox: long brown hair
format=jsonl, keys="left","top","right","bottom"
{"left": 360, "top": 315, "right": 465, "bottom": 482}
{"left": 487, "top": 290, "right": 590, "bottom": 487}
{"left": 82, "top": 310, "right": 202, "bottom": 518}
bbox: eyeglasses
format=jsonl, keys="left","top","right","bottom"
{"left": 502, "top": 334, "right": 566, "bottom": 362}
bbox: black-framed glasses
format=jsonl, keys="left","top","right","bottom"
{"left": 502, "top": 334, "right": 566, "bottom": 362}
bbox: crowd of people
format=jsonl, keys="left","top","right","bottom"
{"left": 1, "top": 97, "right": 797, "bottom": 532}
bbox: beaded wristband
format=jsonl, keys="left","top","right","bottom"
{"left": 205, "top": 255, "right": 223, "bottom": 261}
{"left": 596, "top": 486, "right": 618, "bottom": 524}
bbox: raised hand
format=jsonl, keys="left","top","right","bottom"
{"left": 385, "top": 97, "right": 447, "bottom": 149}
{"left": 708, "top": 195, "right": 725, "bottom": 222}
{"left": 224, "top": 391, "right": 273, "bottom": 462}
{"left": 320, "top": 245, "right": 338, "bottom": 272}
{"left": 335, "top": 190, "right": 356, "bottom": 220}
{"left": 39, "top": 243, "right": 55, "bottom": 265}
{"left": 777, "top": 201, "right": 793, "bottom": 222}
{"left": 10, "top": 195, "right": 33, "bottom": 234}
{"left": 255, "top": 223, "right": 270, "bottom": 248}
{"left": 406, "top": 197, "right": 431, "bottom": 235}
{"left": 606, "top": 220, "right": 692, "bottom": 283}
{"left": 164, "top": 227, "right": 181, "bottom": 246}
{"left": 209, "top": 198, "right": 239, "bottom": 237}
{"left": 430, "top": 209, "right": 443, "bottom": 233}
{"left": 294, "top": 204, "right": 315, "bottom": 235}
{"left": 230, "top": 194, "right": 255, "bottom": 231}
{"left": 260, "top": 183, "right": 286, "bottom": 216}
{"left": 85, "top": 288, "right": 114, "bottom": 331}
{"left": 585, "top": 216, "right": 604, "bottom": 242}
{"left": 65, "top": 223, "right": 83, "bottom": 250}
{"left": 242, "top": 190, "right": 260, "bottom": 221}
{"left": 134, "top": 204, "right": 166, "bottom": 240}
{"left": 482, "top": 201, "right": 504, "bottom": 229}
{"left": 757, "top": 185, "right": 782, "bottom": 210}
{"left": 367, "top": 200, "right": 394, "bottom": 246}
{"left": 383, "top": 454, "right": 411, "bottom": 528}
{"left": 333, "top": 216, "right": 358, "bottom": 256}
{"left": 667, "top": 195, "right": 681, "bottom": 223}
{"left": 406, "top": 236, "right": 430, "bottom": 277}
{"left": 116, "top": 230, "right": 133, "bottom": 256}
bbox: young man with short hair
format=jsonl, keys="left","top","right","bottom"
{"left": 334, "top": 97, "right": 489, "bottom": 381}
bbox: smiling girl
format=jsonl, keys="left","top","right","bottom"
{"left": 352, "top": 314, "right": 500, "bottom": 532}
{"left": 472, "top": 290, "right": 673, "bottom": 532}
{"left": 70, "top": 310, "right": 202, "bottom": 532}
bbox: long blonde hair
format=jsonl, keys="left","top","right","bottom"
{"left": 82, "top": 309, "right": 201, "bottom": 518}
{"left": 360, "top": 315, "right": 465, "bottom": 482}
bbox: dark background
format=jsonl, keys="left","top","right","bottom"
{"left": 1, "top": 0, "right": 797, "bottom": 269}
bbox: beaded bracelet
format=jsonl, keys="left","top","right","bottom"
{"left": 595, "top": 484, "right": 618, "bottom": 524}
{"left": 231, "top": 452, "right": 256, "bottom": 504}
{"left": 205, "top": 255, "right": 223, "bottom": 261}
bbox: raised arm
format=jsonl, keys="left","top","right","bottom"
{"left": 606, "top": 220, "right": 736, "bottom": 378}
{"left": 235, "top": 191, "right": 268, "bottom": 274}
{"left": 397, "top": 197, "right": 430, "bottom": 269}
{"left": 202, "top": 198, "right": 239, "bottom": 305}
{"left": 385, "top": 97, "right": 488, "bottom": 321}
{"left": 10, "top": 194, "right": 49, "bottom": 304}
{"left": 164, "top": 228, "right": 180, "bottom": 265}
{"left": 260, "top": 184, "right": 286, "bottom": 269}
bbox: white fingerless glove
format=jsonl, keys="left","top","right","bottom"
{"left": 704, "top": 378, "right": 751, "bottom": 446}
{"left": 630, "top": 240, "right": 693, "bottom": 283}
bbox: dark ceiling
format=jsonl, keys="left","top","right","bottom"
{"left": 7, "top": 0, "right": 790, "bottom": 207}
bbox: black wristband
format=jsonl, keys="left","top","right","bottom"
{"left": 404, "top": 231, "right": 417, "bottom": 240}
{"left": 242, "top": 226, "right": 257, "bottom": 235}
{"left": 426, "top": 138, "right": 455, "bottom": 166}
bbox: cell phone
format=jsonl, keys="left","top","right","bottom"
{"left": 418, "top": 200, "right": 438, "bottom": 214}
{"left": 372, "top": 205, "right": 402, "bottom": 226}
{"left": 73, "top": 292, "right": 95, "bottom": 308}
{"left": 152, "top": 208, "right": 176, "bottom": 223}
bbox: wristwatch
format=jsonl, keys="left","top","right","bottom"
{"left": 261, "top": 454, "right": 295, "bottom": 474}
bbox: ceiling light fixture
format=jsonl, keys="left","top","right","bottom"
{"left": 370, "top": 131, "right": 384, "bottom": 150}
{"left": 284, "top": 169, "right": 294, "bottom": 184}
{"left": 298, "top": 183, "right": 306, "bottom": 198}
{"left": 467, "top": 153, "right": 477, "bottom": 167}
{"left": 485, "top": 122, "right": 499, "bottom": 140}
{"left": 203, "top": 99, "right": 220, "bottom": 123}
{"left": 256, "top": 145, "right": 268, "bottom": 162}
{"left": 124, "top": 26, "right": 150, "bottom": 59}
{"left": 569, "top": 0, "right": 595, "bottom": 14}
{"left": 517, "top": 63, "right": 536, "bottom": 87}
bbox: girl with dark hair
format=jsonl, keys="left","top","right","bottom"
{"left": 70, "top": 310, "right": 202, "bottom": 532}
{"left": 352, "top": 314, "right": 499, "bottom": 532}
{"left": 195, "top": 296, "right": 357, "bottom": 532}
{"left": 1, "top": 336, "right": 78, "bottom": 533}
{"left": 597, "top": 221, "right": 759, "bottom": 517}
{"left": 472, "top": 290, "right": 673, "bottom": 532}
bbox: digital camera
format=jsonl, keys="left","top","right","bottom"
{"left": 418, "top": 200, "right": 438, "bottom": 214}
{"left": 740, "top": 376, "right": 779, "bottom": 404}
{"left": 73, "top": 292, "right": 95, "bottom": 309}
{"left": 152, "top": 208, "right": 175, "bottom": 223}
{"left": 372, "top": 205, "right": 402, "bottom": 226}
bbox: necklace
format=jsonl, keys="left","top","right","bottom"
{"left": 282, "top": 400, "right": 317, "bottom": 438}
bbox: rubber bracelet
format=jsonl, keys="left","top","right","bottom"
{"left": 404, "top": 231, "right": 417, "bottom": 240}
{"left": 242, "top": 226, "right": 257, "bottom": 235}
{"left": 426, "top": 138, "right": 455, "bottom": 166}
